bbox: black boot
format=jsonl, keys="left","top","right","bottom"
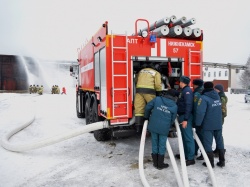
{"left": 157, "top": 154, "right": 169, "bottom": 170}
{"left": 213, "top": 148, "right": 219, "bottom": 157}
{"left": 151, "top": 153, "right": 158, "bottom": 169}
{"left": 196, "top": 154, "right": 204, "bottom": 160}
{"left": 202, "top": 152, "right": 214, "bottom": 168}
{"left": 217, "top": 149, "right": 225, "bottom": 167}
{"left": 135, "top": 116, "right": 145, "bottom": 134}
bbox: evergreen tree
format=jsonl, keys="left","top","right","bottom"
{"left": 240, "top": 56, "right": 250, "bottom": 89}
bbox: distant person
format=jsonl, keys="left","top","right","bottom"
{"left": 144, "top": 89, "right": 177, "bottom": 170}
{"left": 51, "top": 85, "right": 55, "bottom": 94}
{"left": 175, "top": 76, "right": 195, "bottom": 166}
{"left": 32, "top": 84, "right": 36, "bottom": 93}
{"left": 192, "top": 79, "right": 204, "bottom": 160}
{"left": 213, "top": 84, "right": 228, "bottom": 157}
{"left": 61, "top": 87, "right": 67, "bottom": 95}
{"left": 56, "top": 85, "right": 60, "bottom": 94}
{"left": 195, "top": 82, "right": 225, "bottom": 168}
{"left": 38, "top": 85, "right": 43, "bottom": 95}
{"left": 29, "top": 85, "right": 32, "bottom": 94}
{"left": 36, "top": 85, "right": 39, "bottom": 93}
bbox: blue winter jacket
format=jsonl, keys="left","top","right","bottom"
{"left": 195, "top": 89, "right": 222, "bottom": 130}
{"left": 177, "top": 86, "right": 193, "bottom": 121}
{"left": 144, "top": 95, "right": 177, "bottom": 136}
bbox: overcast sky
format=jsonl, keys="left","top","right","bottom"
{"left": 0, "top": 0, "right": 250, "bottom": 64}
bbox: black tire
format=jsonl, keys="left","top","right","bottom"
{"left": 91, "top": 94, "right": 111, "bottom": 141}
{"left": 76, "top": 92, "right": 85, "bottom": 118}
{"left": 85, "top": 96, "right": 92, "bottom": 125}
{"left": 94, "top": 129, "right": 111, "bottom": 141}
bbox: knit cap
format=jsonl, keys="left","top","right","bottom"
{"left": 180, "top": 76, "right": 190, "bottom": 85}
{"left": 214, "top": 84, "right": 224, "bottom": 92}
{"left": 204, "top": 82, "right": 214, "bottom": 89}
{"left": 193, "top": 79, "right": 204, "bottom": 87}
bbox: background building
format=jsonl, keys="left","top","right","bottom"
{"left": 203, "top": 62, "right": 247, "bottom": 93}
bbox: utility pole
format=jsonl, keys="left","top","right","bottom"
{"left": 228, "top": 63, "right": 231, "bottom": 91}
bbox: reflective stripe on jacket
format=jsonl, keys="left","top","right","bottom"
{"left": 136, "top": 68, "right": 162, "bottom": 92}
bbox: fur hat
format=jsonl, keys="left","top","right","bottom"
{"left": 214, "top": 84, "right": 224, "bottom": 92}
{"left": 180, "top": 76, "right": 190, "bottom": 85}
{"left": 166, "top": 89, "right": 176, "bottom": 97}
{"left": 204, "top": 81, "right": 214, "bottom": 89}
{"left": 192, "top": 79, "right": 204, "bottom": 87}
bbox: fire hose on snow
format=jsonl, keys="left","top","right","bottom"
{"left": 192, "top": 128, "right": 217, "bottom": 187}
{"left": 139, "top": 120, "right": 218, "bottom": 187}
{"left": 1, "top": 100, "right": 217, "bottom": 186}
{"left": 1, "top": 111, "right": 108, "bottom": 152}
{"left": 139, "top": 120, "right": 184, "bottom": 187}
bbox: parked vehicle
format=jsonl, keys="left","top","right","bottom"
{"left": 245, "top": 90, "right": 250, "bottom": 103}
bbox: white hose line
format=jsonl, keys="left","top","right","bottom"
{"left": 166, "top": 140, "right": 184, "bottom": 187}
{"left": 138, "top": 120, "right": 150, "bottom": 187}
{"left": 1, "top": 116, "right": 108, "bottom": 152}
{"left": 192, "top": 128, "right": 217, "bottom": 187}
{"left": 175, "top": 119, "right": 190, "bottom": 187}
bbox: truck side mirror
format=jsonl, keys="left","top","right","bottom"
{"left": 70, "top": 66, "right": 73, "bottom": 72}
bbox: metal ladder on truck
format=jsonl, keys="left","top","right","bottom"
{"left": 189, "top": 49, "right": 203, "bottom": 85}
{"left": 111, "top": 33, "right": 129, "bottom": 118}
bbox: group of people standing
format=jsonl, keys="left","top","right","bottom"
{"left": 134, "top": 64, "right": 227, "bottom": 170}
{"left": 175, "top": 76, "right": 227, "bottom": 168}
{"left": 29, "top": 84, "right": 43, "bottom": 95}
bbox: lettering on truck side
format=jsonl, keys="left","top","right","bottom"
{"left": 168, "top": 41, "right": 195, "bottom": 47}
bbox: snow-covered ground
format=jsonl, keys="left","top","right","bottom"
{"left": 0, "top": 90, "right": 250, "bottom": 187}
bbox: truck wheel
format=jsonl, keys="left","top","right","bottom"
{"left": 94, "top": 129, "right": 111, "bottom": 141}
{"left": 245, "top": 100, "right": 247, "bottom": 103}
{"left": 76, "top": 92, "right": 85, "bottom": 118}
{"left": 91, "top": 95, "right": 111, "bottom": 141}
{"left": 85, "top": 96, "right": 93, "bottom": 125}
{"left": 92, "top": 96, "right": 103, "bottom": 122}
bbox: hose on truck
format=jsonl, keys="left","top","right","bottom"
{"left": 1, "top": 111, "right": 108, "bottom": 152}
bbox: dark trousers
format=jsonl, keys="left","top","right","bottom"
{"left": 203, "top": 129, "right": 224, "bottom": 152}
{"left": 151, "top": 132, "right": 167, "bottom": 155}
{"left": 178, "top": 114, "right": 195, "bottom": 160}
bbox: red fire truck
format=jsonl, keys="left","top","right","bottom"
{"left": 70, "top": 16, "right": 203, "bottom": 141}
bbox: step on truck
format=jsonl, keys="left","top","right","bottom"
{"left": 70, "top": 16, "right": 203, "bottom": 141}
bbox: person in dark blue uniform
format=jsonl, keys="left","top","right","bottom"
{"left": 176, "top": 76, "right": 195, "bottom": 166}
{"left": 144, "top": 89, "right": 177, "bottom": 170}
{"left": 195, "top": 82, "right": 225, "bottom": 168}
{"left": 192, "top": 79, "right": 204, "bottom": 160}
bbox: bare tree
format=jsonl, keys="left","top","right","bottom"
{"left": 240, "top": 55, "right": 250, "bottom": 89}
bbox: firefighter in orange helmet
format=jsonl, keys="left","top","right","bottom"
{"left": 134, "top": 63, "right": 162, "bottom": 133}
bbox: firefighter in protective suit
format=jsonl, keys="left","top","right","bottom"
{"left": 134, "top": 63, "right": 162, "bottom": 133}
{"left": 38, "top": 85, "right": 43, "bottom": 95}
